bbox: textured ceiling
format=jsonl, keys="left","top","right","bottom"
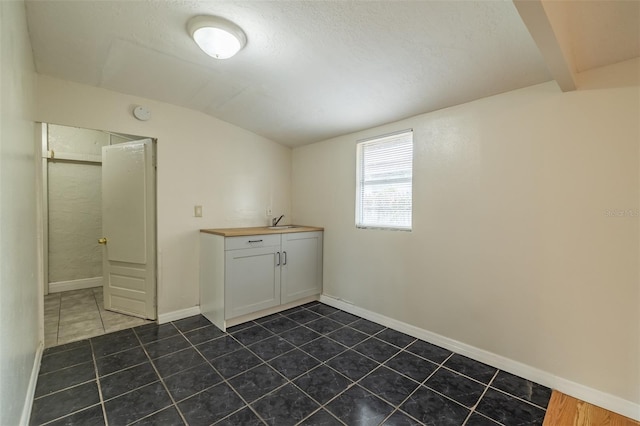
{"left": 24, "top": 1, "right": 637, "bottom": 147}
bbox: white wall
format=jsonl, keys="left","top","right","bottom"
{"left": 35, "top": 75, "right": 292, "bottom": 316}
{"left": 292, "top": 59, "right": 639, "bottom": 407}
{"left": 47, "top": 125, "right": 108, "bottom": 283}
{"left": 0, "top": 1, "right": 39, "bottom": 425}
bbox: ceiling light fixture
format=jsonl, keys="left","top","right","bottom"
{"left": 187, "top": 15, "right": 247, "bottom": 60}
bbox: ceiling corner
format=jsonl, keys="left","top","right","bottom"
{"left": 513, "top": 0, "right": 577, "bottom": 92}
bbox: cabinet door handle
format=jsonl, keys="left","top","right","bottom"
{"left": 276, "top": 251, "right": 281, "bottom": 266}
{"left": 248, "top": 239, "right": 263, "bottom": 243}
{"left": 282, "top": 251, "right": 287, "bottom": 265}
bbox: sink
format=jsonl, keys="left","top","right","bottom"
{"left": 267, "top": 225, "right": 300, "bottom": 230}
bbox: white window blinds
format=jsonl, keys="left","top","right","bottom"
{"left": 356, "top": 130, "right": 413, "bottom": 230}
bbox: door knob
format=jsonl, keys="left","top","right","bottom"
{"left": 98, "top": 237, "right": 108, "bottom": 245}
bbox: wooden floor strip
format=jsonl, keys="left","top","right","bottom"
{"left": 543, "top": 390, "right": 639, "bottom": 426}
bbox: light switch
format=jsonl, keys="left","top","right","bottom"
{"left": 194, "top": 205, "right": 203, "bottom": 217}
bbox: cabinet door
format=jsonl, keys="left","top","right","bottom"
{"left": 281, "top": 232, "right": 323, "bottom": 304}
{"left": 225, "top": 246, "right": 281, "bottom": 319}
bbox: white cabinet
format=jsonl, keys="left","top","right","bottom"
{"left": 200, "top": 230, "right": 323, "bottom": 330}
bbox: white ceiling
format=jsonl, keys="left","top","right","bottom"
{"left": 25, "top": 1, "right": 639, "bottom": 147}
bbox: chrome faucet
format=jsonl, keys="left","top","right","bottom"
{"left": 272, "top": 214, "right": 284, "bottom": 226}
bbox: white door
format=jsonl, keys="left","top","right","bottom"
{"left": 101, "top": 139, "right": 156, "bottom": 319}
{"left": 225, "top": 247, "right": 281, "bottom": 319}
{"left": 281, "top": 232, "right": 323, "bottom": 304}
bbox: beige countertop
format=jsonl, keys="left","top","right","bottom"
{"left": 200, "top": 226, "right": 323, "bottom": 237}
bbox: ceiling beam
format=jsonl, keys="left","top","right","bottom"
{"left": 514, "top": 0, "right": 577, "bottom": 92}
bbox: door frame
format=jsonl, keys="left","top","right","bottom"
{"left": 39, "top": 123, "right": 49, "bottom": 297}
{"left": 37, "top": 123, "right": 158, "bottom": 319}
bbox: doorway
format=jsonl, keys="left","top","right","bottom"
{"left": 40, "top": 123, "right": 157, "bottom": 347}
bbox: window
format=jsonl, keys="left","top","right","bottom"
{"left": 356, "top": 129, "right": 413, "bottom": 230}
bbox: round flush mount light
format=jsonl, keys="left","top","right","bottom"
{"left": 187, "top": 15, "right": 247, "bottom": 59}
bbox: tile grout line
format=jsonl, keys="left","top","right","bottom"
{"left": 222, "top": 326, "right": 289, "bottom": 424}
{"left": 485, "top": 371, "right": 546, "bottom": 424}
{"left": 312, "top": 383, "right": 374, "bottom": 425}
{"left": 376, "top": 351, "right": 457, "bottom": 426}
{"left": 179, "top": 323, "right": 271, "bottom": 425}
{"left": 266, "top": 311, "right": 530, "bottom": 422}
{"left": 35, "top": 359, "right": 95, "bottom": 396}
{"left": 130, "top": 324, "right": 190, "bottom": 426}
{"left": 90, "top": 339, "right": 110, "bottom": 426}
{"left": 173, "top": 320, "right": 275, "bottom": 424}
{"left": 90, "top": 330, "right": 161, "bottom": 411}
{"left": 232, "top": 307, "right": 426, "bottom": 425}
{"left": 373, "top": 346, "right": 549, "bottom": 426}
{"left": 49, "top": 289, "right": 150, "bottom": 348}
{"left": 234, "top": 308, "right": 406, "bottom": 425}
{"left": 38, "top": 403, "right": 104, "bottom": 426}
{"left": 52, "top": 291, "right": 93, "bottom": 346}
{"left": 327, "top": 309, "right": 553, "bottom": 417}
{"left": 461, "top": 369, "right": 502, "bottom": 426}
{"left": 295, "top": 306, "right": 550, "bottom": 407}
{"left": 35, "top": 349, "right": 103, "bottom": 426}
{"left": 93, "top": 289, "right": 108, "bottom": 335}
{"left": 410, "top": 354, "right": 498, "bottom": 417}
{"left": 487, "top": 382, "right": 551, "bottom": 412}
{"left": 191, "top": 309, "right": 353, "bottom": 425}
{"left": 231, "top": 335, "right": 346, "bottom": 426}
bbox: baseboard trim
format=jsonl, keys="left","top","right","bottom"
{"left": 20, "top": 342, "right": 44, "bottom": 426}
{"left": 157, "top": 306, "right": 201, "bottom": 324}
{"left": 49, "top": 277, "right": 102, "bottom": 293}
{"left": 319, "top": 294, "right": 640, "bottom": 421}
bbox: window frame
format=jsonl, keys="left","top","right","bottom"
{"left": 355, "top": 129, "right": 413, "bottom": 231}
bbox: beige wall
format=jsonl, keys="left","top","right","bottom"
{"left": 292, "top": 59, "right": 639, "bottom": 405}
{"left": 47, "top": 125, "right": 108, "bottom": 283}
{"left": 35, "top": 75, "right": 292, "bottom": 315}
{"left": 0, "top": 1, "right": 39, "bottom": 424}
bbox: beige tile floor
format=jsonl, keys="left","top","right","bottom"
{"left": 44, "top": 287, "right": 153, "bottom": 347}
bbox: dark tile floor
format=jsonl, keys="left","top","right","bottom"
{"left": 30, "top": 302, "right": 552, "bottom": 425}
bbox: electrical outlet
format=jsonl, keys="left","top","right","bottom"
{"left": 266, "top": 207, "right": 272, "bottom": 216}
{"left": 194, "top": 205, "right": 203, "bottom": 217}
